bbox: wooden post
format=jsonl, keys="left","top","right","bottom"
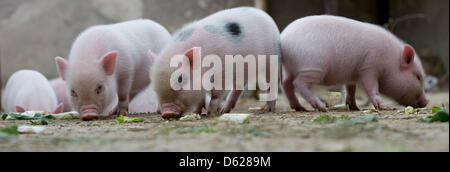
{"left": 254, "top": 0, "right": 268, "bottom": 11}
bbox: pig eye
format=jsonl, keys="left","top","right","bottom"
{"left": 96, "top": 85, "right": 103, "bottom": 94}
{"left": 417, "top": 75, "right": 421, "bottom": 81}
{"left": 71, "top": 90, "right": 78, "bottom": 97}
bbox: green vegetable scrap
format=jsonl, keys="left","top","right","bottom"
{"left": 313, "top": 115, "right": 353, "bottom": 124}
{"left": 398, "top": 106, "right": 425, "bottom": 115}
{"left": 313, "top": 115, "right": 338, "bottom": 124}
{"left": 2, "top": 111, "right": 78, "bottom": 120}
{"left": 2, "top": 113, "right": 38, "bottom": 120}
{"left": 432, "top": 106, "right": 444, "bottom": 114}
{"left": 30, "top": 119, "right": 51, "bottom": 126}
{"left": 339, "top": 115, "right": 352, "bottom": 121}
{"left": 0, "top": 125, "right": 19, "bottom": 139}
{"left": 423, "top": 109, "right": 449, "bottom": 123}
{"left": 116, "top": 115, "right": 144, "bottom": 123}
{"left": 340, "top": 114, "right": 378, "bottom": 126}
{"left": 179, "top": 114, "right": 201, "bottom": 121}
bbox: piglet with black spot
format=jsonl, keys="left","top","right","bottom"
{"left": 152, "top": 7, "right": 281, "bottom": 118}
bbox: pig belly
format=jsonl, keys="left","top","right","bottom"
{"left": 130, "top": 59, "right": 151, "bottom": 100}
{"left": 321, "top": 69, "right": 358, "bottom": 86}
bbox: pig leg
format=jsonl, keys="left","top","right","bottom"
{"left": 345, "top": 84, "right": 359, "bottom": 110}
{"left": 265, "top": 88, "right": 276, "bottom": 112}
{"left": 292, "top": 73, "right": 327, "bottom": 112}
{"left": 220, "top": 90, "right": 243, "bottom": 114}
{"left": 117, "top": 72, "right": 133, "bottom": 114}
{"left": 282, "top": 76, "right": 306, "bottom": 111}
{"left": 260, "top": 83, "right": 277, "bottom": 112}
{"left": 193, "top": 96, "right": 206, "bottom": 114}
{"left": 208, "top": 90, "right": 226, "bottom": 115}
{"left": 360, "top": 73, "right": 387, "bottom": 110}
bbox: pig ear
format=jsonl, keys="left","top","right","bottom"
{"left": 401, "top": 45, "right": 415, "bottom": 68}
{"left": 15, "top": 105, "right": 26, "bottom": 113}
{"left": 148, "top": 50, "right": 158, "bottom": 63}
{"left": 100, "top": 51, "right": 118, "bottom": 76}
{"left": 52, "top": 103, "right": 64, "bottom": 114}
{"left": 184, "top": 47, "right": 201, "bottom": 70}
{"left": 55, "top": 57, "right": 68, "bottom": 80}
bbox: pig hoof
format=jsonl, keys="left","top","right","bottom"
{"left": 266, "top": 102, "right": 276, "bottom": 112}
{"left": 81, "top": 113, "right": 100, "bottom": 121}
{"left": 292, "top": 105, "right": 307, "bottom": 112}
{"left": 347, "top": 104, "right": 360, "bottom": 111}
{"left": 373, "top": 102, "right": 388, "bottom": 110}
{"left": 376, "top": 106, "right": 389, "bottom": 111}
{"left": 218, "top": 110, "right": 226, "bottom": 115}
{"left": 162, "top": 113, "right": 181, "bottom": 119}
{"left": 318, "top": 108, "right": 328, "bottom": 112}
{"left": 266, "top": 106, "right": 276, "bottom": 112}
{"left": 349, "top": 106, "right": 360, "bottom": 111}
{"left": 311, "top": 102, "right": 327, "bottom": 112}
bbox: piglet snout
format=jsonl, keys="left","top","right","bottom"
{"left": 161, "top": 103, "right": 182, "bottom": 119}
{"left": 80, "top": 105, "right": 100, "bottom": 121}
{"left": 417, "top": 98, "right": 429, "bottom": 108}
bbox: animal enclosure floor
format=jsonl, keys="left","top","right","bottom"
{"left": 0, "top": 92, "right": 448, "bottom": 152}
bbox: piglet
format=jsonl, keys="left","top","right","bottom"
{"left": 128, "top": 85, "right": 159, "bottom": 113}
{"left": 151, "top": 7, "right": 281, "bottom": 118}
{"left": 2, "top": 70, "right": 63, "bottom": 113}
{"left": 50, "top": 78, "right": 72, "bottom": 112}
{"left": 55, "top": 19, "right": 171, "bottom": 120}
{"left": 280, "top": 15, "right": 428, "bottom": 112}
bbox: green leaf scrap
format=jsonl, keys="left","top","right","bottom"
{"left": 423, "top": 109, "right": 449, "bottom": 123}
{"left": 432, "top": 106, "right": 442, "bottom": 114}
{"left": 30, "top": 119, "right": 51, "bottom": 126}
{"left": 313, "top": 115, "right": 338, "bottom": 124}
{"left": 116, "top": 115, "right": 144, "bottom": 123}
{"left": 0, "top": 125, "right": 19, "bottom": 139}
{"left": 340, "top": 114, "right": 378, "bottom": 126}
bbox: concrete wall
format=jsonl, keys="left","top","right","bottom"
{"left": 1, "top": 0, "right": 448, "bottom": 87}
{"left": 269, "top": 0, "right": 379, "bottom": 31}
{"left": 269, "top": 0, "right": 449, "bottom": 79}
{"left": 0, "top": 0, "right": 254, "bottom": 86}
{"left": 390, "top": 0, "right": 449, "bottom": 78}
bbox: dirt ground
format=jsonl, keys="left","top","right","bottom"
{"left": 0, "top": 92, "right": 448, "bottom": 152}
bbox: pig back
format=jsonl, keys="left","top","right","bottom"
{"left": 2, "top": 70, "right": 58, "bottom": 112}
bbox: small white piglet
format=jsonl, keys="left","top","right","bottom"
{"left": 151, "top": 7, "right": 281, "bottom": 118}
{"left": 128, "top": 85, "right": 159, "bottom": 114}
{"left": 280, "top": 15, "right": 428, "bottom": 111}
{"left": 2, "top": 70, "right": 63, "bottom": 113}
{"left": 55, "top": 19, "right": 171, "bottom": 120}
{"left": 50, "top": 78, "right": 72, "bottom": 112}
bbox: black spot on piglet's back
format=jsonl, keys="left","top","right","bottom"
{"left": 226, "top": 22, "right": 241, "bottom": 36}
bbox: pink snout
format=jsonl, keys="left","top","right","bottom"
{"left": 416, "top": 97, "right": 429, "bottom": 108}
{"left": 161, "top": 103, "right": 182, "bottom": 119}
{"left": 80, "top": 104, "right": 100, "bottom": 121}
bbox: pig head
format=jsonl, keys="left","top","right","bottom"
{"left": 55, "top": 51, "right": 118, "bottom": 118}
{"left": 379, "top": 45, "right": 429, "bottom": 108}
